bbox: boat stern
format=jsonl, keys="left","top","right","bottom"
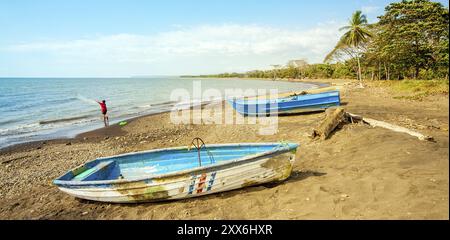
{"left": 262, "top": 142, "right": 299, "bottom": 182}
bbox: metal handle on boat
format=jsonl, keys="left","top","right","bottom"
{"left": 189, "top": 137, "right": 215, "bottom": 166}
{"left": 190, "top": 137, "right": 205, "bottom": 166}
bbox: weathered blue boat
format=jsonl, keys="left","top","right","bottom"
{"left": 229, "top": 90, "right": 340, "bottom": 116}
{"left": 53, "top": 140, "right": 299, "bottom": 203}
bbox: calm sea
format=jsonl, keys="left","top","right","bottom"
{"left": 0, "top": 77, "right": 317, "bottom": 148}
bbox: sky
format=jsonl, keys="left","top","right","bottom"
{"left": 0, "top": 0, "right": 448, "bottom": 77}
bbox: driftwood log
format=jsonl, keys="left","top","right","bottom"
{"left": 312, "top": 108, "right": 433, "bottom": 141}
{"left": 311, "top": 107, "right": 347, "bottom": 140}
{"left": 345, "top": 112, "right": 433, "bottom": 141}
{"left": 1, "top": 155, "right": 30, "bottom": 164}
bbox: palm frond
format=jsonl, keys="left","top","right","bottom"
{"left": 339, "top": 26, "right": 351, "bottom": 31}
{"left": 324, "top": 10, "right": 373, "bottom": 62}
{"left": 324, "top": 39, "right": 348, "bottom": 62}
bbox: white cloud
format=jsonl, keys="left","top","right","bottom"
{"left": 3, "top": 23, "right": 343, "bottom": 76}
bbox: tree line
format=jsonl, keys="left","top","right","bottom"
{"left": 183, "top": 0, "right": 448, "bottom": 82}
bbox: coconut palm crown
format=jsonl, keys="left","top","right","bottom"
{"left": 325, "top": 10, "right": 373, "bottom": 86}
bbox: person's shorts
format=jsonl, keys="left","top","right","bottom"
{"left": 102, "top": 110, "right": 107, "bottom": 115}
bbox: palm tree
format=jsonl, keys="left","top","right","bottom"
{"left": 325, "top": 10, "right": 373, "bottom": 87}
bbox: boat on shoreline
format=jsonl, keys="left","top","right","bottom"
{"left": 228, "top": 90, "right": 340, "bottom": 116}
{"left": 53, "top": 141, "right": 299, "bottom": 203}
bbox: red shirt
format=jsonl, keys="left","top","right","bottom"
{"left": 98, "top": 102, "right": 107, "bottom": 113}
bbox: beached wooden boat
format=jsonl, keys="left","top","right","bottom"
{"left": 53, "top": 140, "right": 299, "bottom": 203}
{"left": 229, "top": 90, "right": 340, "bottom": 116}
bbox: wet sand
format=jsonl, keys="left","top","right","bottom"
{"left": 0, "top": 79, "right": 448, "bottom": 219}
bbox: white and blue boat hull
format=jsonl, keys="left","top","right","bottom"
{"left": 54, "top": 143, "right": 299, "bottom": 203}
{"left": 229, "top": 90, "right": 341, "bottom": 116}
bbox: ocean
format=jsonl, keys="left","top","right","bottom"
{"left": 0, "top": 77, "right": 317, "bottom": 148}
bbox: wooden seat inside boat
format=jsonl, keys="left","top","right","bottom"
{"left": 72, "top": 160, "right": 118, "bottom": 181}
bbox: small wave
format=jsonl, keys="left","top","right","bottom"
{"left": 137, "top": 104, "right": 152, "bottom": 108}
{"left": 176, "top": 99, "right": 203, "bottom": 105}
{"left": 45, "top": 97, "right": 78, "bottom": 105}
{"left": 137, "top": 100, "right": 178, "bottom": 109}
{"left": 172, "top": 98, "right": 209, "bottom": 110}
{"left": 39, "top": 115, "right": 90, "bottom": 125}
{"left": 1, "top": 115, "right": 97, "bottom": 138}
{"left": 0, "top": 122, "right": 40, "bottom": 136}
{"left": 150, "top": 100, "right": 178, "bottom": 107}
{"left": 0, "top": 118, "right": 21, "bottom": 126}
{"left": 39, "top": 115, "right": 91, "bottom": 125}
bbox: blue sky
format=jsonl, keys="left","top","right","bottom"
{"left": 0, "top": 0, "right": 448, "bottom": 77}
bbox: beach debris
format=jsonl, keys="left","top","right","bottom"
{"left": 1, "top": 155, "right": 30, "bottom": 164}
{"left": 346, "top": 112, "right": 434, "bottom": 141}
{"left": 311, "top": 107, "right": 433, "bottom": 141}
{"left": 311, "top": 107, "right": 347, "bottom": 140}
{"left": 289, "top": 91, "right": 308, "bottom": 97}
{"left": 65, "top": 142, "right": 72, "bottom": 146}
{"left": 119, "top": 121, "right": 127, "bottom": 126}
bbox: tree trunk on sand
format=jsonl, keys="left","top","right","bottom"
{"left": 384, "top": 62, "right": 387, "bottom": 80}
{"left": 357, "top": 57, "right": 363, "bottom": 87}
{"left": 378, "top": 62, "right": 382, "bottom": 80}
{"left": 311, "top": 108, "right": 347, "bottom": 140}
{"left": 387, "top": 64, "right": 390, "bottom": 80}
{"left": 415, "top": 66, "right": 420, "bottom": 79}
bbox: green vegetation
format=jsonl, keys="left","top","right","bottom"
{"left": 184, "top": 0, "right": 448, "bottom": 82}
{"left": 363, "top": 0, "right": 449, "bottom": 80}
{"left": 181, "top": 63, "right": 355, "bottom": 79}
{"left": 375, "top": 79, "right": 449, "bottom": 100}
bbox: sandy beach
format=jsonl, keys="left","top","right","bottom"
{"left": 0, "top": 79, "right": 448, "bottom": 220}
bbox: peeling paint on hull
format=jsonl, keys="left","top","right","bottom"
{"left": 54, "top": 143, "right": 298, "bottom": 203}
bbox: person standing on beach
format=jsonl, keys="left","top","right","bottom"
{"left": 96, "top": 100, "right": 109, "bottom": 127}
